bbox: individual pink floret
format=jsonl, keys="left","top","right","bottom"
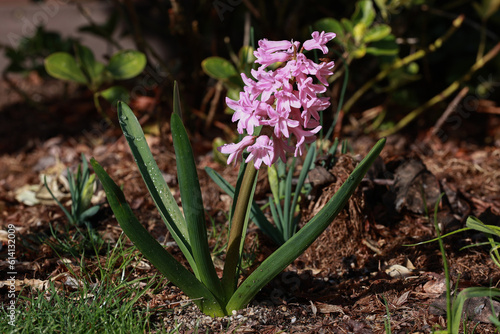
{"left": 218, "top": 135, "right": 256, "bottom": 166}
{"left": 226, "top": 92, "right": 262, "bottom": 135}
{"left": 303, "top": 31, "right": 336, "bottom": 54}
{"left": 257, "top": 39, "right": 293, "bottom": 53}
{"left": 245, "top": 135, "right": 274, "bottom": 169}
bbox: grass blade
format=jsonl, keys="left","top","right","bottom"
{"left": 467, "top": 216, "right": 500, "bottom": 235}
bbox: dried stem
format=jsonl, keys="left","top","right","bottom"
{"left": 380, "top": 41, "right": 500, "bottom": 137}
{"left": 343, "top": 14, "right": 465, "bottom": 114}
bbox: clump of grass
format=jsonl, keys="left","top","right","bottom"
{"left": 0, "top": 235, "right": 172, "bottom": 333}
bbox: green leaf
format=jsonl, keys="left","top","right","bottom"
{"left": 289, "top": 145, "right": 316, "bottom": 236}
{"left": 404, "top": 227, "right": 470, "bottom": 247}
{"left": 366, "top": 35, "right": 399, "bottom": 56}
{"left": 202, "top": 57, "right": 238, "bottom": 80}
{"left": 173, "top": 81, "right": 182, "bottom": 118}
{"left": 171, "top": 112, "right": 224, "bottom": 299}
{"left": 90, "top": 158, "right": 225, "bottom": 317}
{"left": 268, "top": 197, "right": 284, "bottom": 237}
{"left": 44, "top": 52, "right": 88, "bottom": 84}
{"left": 374, "top": 0, "right": 389, "bottom": 20}
{"left": 268, "top": 165, "right": 280, "bottom": 207}
{"left": 226, "top": 138, "right": 386, "bottom": 313}
{"left": 352, "top": 47, "right": 367, "bottom": 58}
{"left": 283, "top": 159, "right": 295, "bottom": 240}
{"left": 75, "top": 44, "right": 105, "bottom": 87}
{"left": 99, "top": 86, "right": 130, "bottom": 104}
{"left": 341, "top": 18, "right": 354, "bottom": 34}
{"left": 353, "top": 23, "right": 367, "bottom": 44}
{"left": 81, "top": 173, "right": 95, "bottom": 210}
{"left": 107, "top": 50, "right": 146, "bottom": 80}
{"left": 205, "top": 167, "right": 284, "bottom": 245}
{"left": 352, "top": 0, "right": 375, "bottom": 27}
{"left": 79, "top": 205, "right": 99, "bottom": 222}
{"left": 314, "top": 18, "right": 345, "bottom": 41}
{"left": 238, "top": 45, "right": 256, "bottom": 67}
{"left": 363, "top": 24, "right": 392, "bottom": 43}
{"left": 116, "top": 102, "right": 197, "bottom": 276}
{"left": 212, "top": 138, "right": 228, "bottom": 164}
{"left": 467, "top": 216, "right": 500, "bottom": 236}
{"left": 43, "top": 175, "right": 75, "bottom": 225}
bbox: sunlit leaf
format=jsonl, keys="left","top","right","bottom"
{"left": 75, "top": 44, "right": 105, "bottom": 86}
{"left": 202, "top": 56, "right": 238, "bottom": 80}
{"left": 107, "top": 50, "right": 146, "bottom": 80}
{"left": 171, "top": 111, "right": 224, "bottom": 298}
{"left": 44, "top": 52, "right": 88, "bottom": 84}
{"left": 352, "top": 0, "right": 375, "bottom": 27}
{"left": 363, "top": 24, "right": 392, "bottom": 43}
{"left": 99, "top": 86, "right": 130, "bottom": 104}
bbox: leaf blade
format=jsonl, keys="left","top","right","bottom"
{"left": 45, "top": 52, "right": 88, "bottom": 84}
{"left": 171, "top": 112, "right": 224, "bottom": 298}
{"left": 90, "top": 158, "right": 225, "bottom": 317}
{"left": 117, "top": 101, "right": 197, "bottom": 276}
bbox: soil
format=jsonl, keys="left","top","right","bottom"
{"left": 1, "top": 74, "right": 500, "bottom": 333}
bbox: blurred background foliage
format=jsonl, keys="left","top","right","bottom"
{"left": 2, "top": 0, "right": 500, "bottom": 140}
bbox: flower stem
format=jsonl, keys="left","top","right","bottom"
{"left": 222, "top": 164, "right": 259, "bottom": 298}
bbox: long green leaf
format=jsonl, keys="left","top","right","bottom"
{"left": 90, "top": 159, "right": 225, "bottom": 317}
{"left": 283, "top": 158, "right": 295, "bottom": 240}
{"left": 226, "top": 138, "right": 386, "bottom": 313}
{"left": 173, "top": 81, "right": 183, "bottom": 118}
{"left": 290, "top": 145, "right": 316, "bottom": 236}
{"left": 43, "top": 176, "right": 75, "bottom": 225}
{"left": 205, "top": 167, "right": 284, "bottom": 245}
{"left": 268, "top": 197, "right": 284, "bottom": 237}
{"left": 171, "top": 112, "right": 224, "bottom": 299}
{"left": 116, "top": 102, "right": 197, "bottom": 276}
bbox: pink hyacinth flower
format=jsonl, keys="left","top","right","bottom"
{"left": 218, "top": 135, "right": 255, "bottom": 166}
{"left": 245, "top": 135, "right": 274, "bottom": 169}
{"left": 219, "top": 31, "right": 335, "bottom": 169}
{"left": 257, "top": 39, "right": 293, "bottom": 53}
{"left": 303, "top": 31, "right": 336, "bottom": 54}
